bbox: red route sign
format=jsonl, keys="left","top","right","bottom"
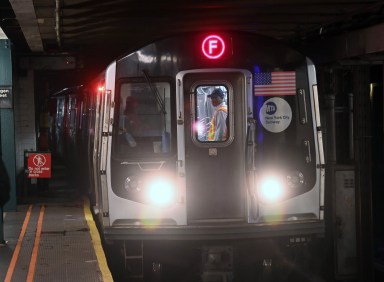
{"left": 201, "top": 34, "right": 225, "bottom": 59}
{"left": 27, "top": 152, "right": 51, "bottom": 178}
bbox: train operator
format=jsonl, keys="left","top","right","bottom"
{"left": 122, "top": 96, "right": 140, "bottom": 147}
{"left": 207, "top": 88, "right": 228, "bottom": 141}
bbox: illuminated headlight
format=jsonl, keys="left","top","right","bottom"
{"left": 146, "top": 177, "right": 176, "bottom": 208}
{"left": 258, "top": 174, "right": 285, "bottom": 204}
{"left": 257, "top": 170, "right": 306, "bottom": 204}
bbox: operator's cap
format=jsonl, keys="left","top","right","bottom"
{"left": 207, "top": 88, "right": 224, "bottom": 99}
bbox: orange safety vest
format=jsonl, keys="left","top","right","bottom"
{"left": 207, "top": 105, "right": 228, "bottom": 141}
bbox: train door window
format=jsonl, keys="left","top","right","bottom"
{"left": 69, "top": 97, "right": 77, "bottom": 131}
{"left": 79, "top": 100, "right": 84, "bottom": 130}
{"left": 116, "top": 81, "right": 172, "bottom": 155}
{"left": 56, "top": 99, "right": 64, "bottom": 128}
{"left": 194, "top": 85, "right": 229, "bottom": 143}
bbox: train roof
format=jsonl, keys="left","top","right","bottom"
{"left": 50, "top": 85, "right": 85, "bottom": 98}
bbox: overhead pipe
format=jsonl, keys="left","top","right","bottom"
{"left": 348, "top": 93, "right": 354, "bottom": 160}
{"left": 55, "top": 0, "right": 61, "bottom": 48}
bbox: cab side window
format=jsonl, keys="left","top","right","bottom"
{"left": 117, "top": 81, "right": 172, "bottom": 154}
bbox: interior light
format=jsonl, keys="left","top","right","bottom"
{"left": 193, "top": 120, "right": 206, "bottom": 136}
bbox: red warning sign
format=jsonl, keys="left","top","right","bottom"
{"left": 27, "top": 152, "right": 51, "bottom": 178}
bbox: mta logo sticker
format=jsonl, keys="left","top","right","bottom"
{"left": 259, "top": 97, "right": 292, "bottom": 133}
{"left": 265, "top": 102, "right": 277, "bottom": 115}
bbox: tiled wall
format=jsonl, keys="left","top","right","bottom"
{"left": 14, "top": 70, "right": 36, "bottom": 173}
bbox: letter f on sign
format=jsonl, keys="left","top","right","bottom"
{"left": 209, "top": 40, "right": 218, "bottom": 54}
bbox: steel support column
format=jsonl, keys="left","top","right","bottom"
{"left": 0, "top": 38, "right": 16, "bottom": 211}
{"left": 353, "top": 65, "right": 374, "bottom": 282}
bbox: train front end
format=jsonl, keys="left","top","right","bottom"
{"left": 92, "top": 32, "right": 324, "bottom": 244}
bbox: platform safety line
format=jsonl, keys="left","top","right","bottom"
{"left": 83, "top": 198, "right": 114, "bottom": 282}
{"left": 4, "top": 204, "right": 33, "bottom": 282}
{"left": 26, "top": 205, "right": 45, "bottom": 282}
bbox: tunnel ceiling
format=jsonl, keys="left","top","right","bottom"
{"left": 1, "top": 0, "right": 384, "bottom": 73}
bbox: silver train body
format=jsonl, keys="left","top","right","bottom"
{"left": 52, "top": 32, "right": 324, "bottom": 244}
{"left": 81, "top": 32, "right": 325, "bottom": 242}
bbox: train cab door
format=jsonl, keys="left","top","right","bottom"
{"left": 176, "top": 69, "right": 252, "bottom": 223}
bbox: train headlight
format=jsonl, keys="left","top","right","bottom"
{"left": 286, "top": 170, "right": 305, "bottom": 189}
{"left": 146, "top": 177, "right": 176, "bottom": 208}
{"left": 258, "top": 174, "right": 285, "bottom": 204}
{"left": 124, "top": 176, "right": 141, "bottom": 192}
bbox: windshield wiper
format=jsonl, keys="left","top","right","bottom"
{"left": 142, "top": 70, "right": 166, "bottom": 115}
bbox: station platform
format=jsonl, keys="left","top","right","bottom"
{"left": 0, "top": 162, "right": 113, "bottom": 282}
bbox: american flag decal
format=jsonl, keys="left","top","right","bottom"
{"left": 254, "top": 71, "right": 296, "bottom": 96}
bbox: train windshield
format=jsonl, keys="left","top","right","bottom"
{"left": 115, "top": 81, "right": 172, "bottom": 156}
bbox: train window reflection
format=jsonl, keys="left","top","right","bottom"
{"left": 117, "top": 82, "right": 171, "bottom": 154}
{"left": 195, "top": 85, "right": 229, "bottom": 142}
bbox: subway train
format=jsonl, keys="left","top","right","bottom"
{"left": 50, "top": 32, "right": 325, "bottom": 281}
